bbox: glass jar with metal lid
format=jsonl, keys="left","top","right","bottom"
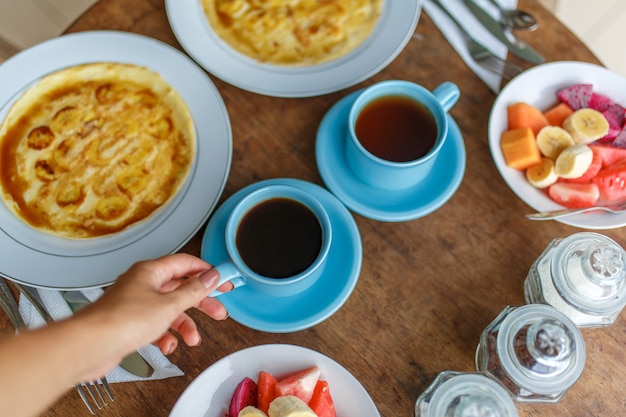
{"left": 475, "top": 304, "right": 585, "bottom": 403}
{"left": 415, "top": 371, "right": 518, "bottom": 417}
{"left": 524, "top": 232, "right": 626, "bottom": 327}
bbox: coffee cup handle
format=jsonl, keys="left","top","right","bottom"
{"left": 432, "top": 81, "right": 460, "bottom": 112}
{"left": 209, "top": 261, "right": 247, "bottom": 297}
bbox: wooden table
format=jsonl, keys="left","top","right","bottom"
{"left": 2, "top": 0, "right": 624, "bottom": 416}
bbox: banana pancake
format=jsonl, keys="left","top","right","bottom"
{"left": 0, "top": 62, "right": 196, "bottom": 239}
{"left": 201, "top": 0, "right": 384, "bottom": 66}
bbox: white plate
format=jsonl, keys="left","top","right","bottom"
{"left": 488, "top": 61, "right": 626, "bottom": 229}
{"left": 165, "top": 0, "right": 421, "bottom": 97}
{"left": 0, "top": 31, "right": 232, "bottom": 289}
{"left": 169, "top": 344, "right": 380, "bottom": 417}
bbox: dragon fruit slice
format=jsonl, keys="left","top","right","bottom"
{"left": 588, "top": 92, "right": 615, "bottom": 112}
{"left": 601, "top": 103, "right": 626, "bottom": 140}
{"left": 228, "top": 377, "right": 258, "bottom": 417}
{"left": 611, "top": 125, "right": 626, "bottom": 148}
{"left": 557, "top": 83, "right": 593, "bottom": 110}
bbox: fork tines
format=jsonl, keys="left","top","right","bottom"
{"left": 76, "top": 377, "right": 114, "bottom": 414}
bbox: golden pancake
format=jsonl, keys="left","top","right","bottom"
{"left": 201, "top": 0, "right": 383, "bottom": 66}
{"left": 0, "top": 62, "right": 196, "bottom": 239}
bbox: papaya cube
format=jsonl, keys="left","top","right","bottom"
{"left": 501, "top": 127, "right": 542, "bottom": 170}
{"left": 507, "top": 102, "right": 549, "bottom": 134}
{"left": 543, "top": 102, "right": 574, "bottom": 127}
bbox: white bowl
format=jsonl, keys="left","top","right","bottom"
{"left": 169, "top": 344, "right": 380, "bottom": 417}
{"left": 488, "top": 61, "right": 626, "bottom": 229}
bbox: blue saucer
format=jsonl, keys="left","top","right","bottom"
{"left": 200, "top": 178, "right": 362, "bottom": 333}
{"left": 315, "top": 90, "right": 466, "bottom": 222}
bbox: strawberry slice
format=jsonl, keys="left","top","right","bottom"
{"left": 548, "top": 182, "right": 599, "bottom": 208}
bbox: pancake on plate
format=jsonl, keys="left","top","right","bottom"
{"left": 201, "top": 0, "right": 384, "bottom": 66}
{"left": 0, "top": 62, "right": 196, "bottom": 239}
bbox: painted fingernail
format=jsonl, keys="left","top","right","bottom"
{"left": 199, "top": 268, "right": 220, "bottom": 289}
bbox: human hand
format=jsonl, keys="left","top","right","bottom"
{"left": 78, "top": 253, "right": 230, "bottom": 376}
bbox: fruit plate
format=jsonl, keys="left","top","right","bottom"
{"left": 169, "top": 344, "right": 380, "bottom": 417}
{"left": 488, "top": 61, "right": 626, "bottom": 229}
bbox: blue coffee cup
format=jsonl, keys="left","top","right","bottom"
{"left": 211, "top": 184, "right": 332, "bottom": 298}
{"left": 345, "top": 80, "right": 460, "bottom": 190}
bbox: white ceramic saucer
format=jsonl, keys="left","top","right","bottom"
{"left": 315, "top": 90, "right": 466, "bottom": 222}
{"left": 200, "top": 179, "right": 362, "bottom": 333}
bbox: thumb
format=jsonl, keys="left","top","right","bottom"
{"left": 169, "top": 268, "right": 221, "bottom": 309}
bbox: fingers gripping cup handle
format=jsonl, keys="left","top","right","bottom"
{"left": 209, "top": 262, "right": 247, "bottom": 297}
{"left": 432, "top": 81, "right": 460, "bottom": 112}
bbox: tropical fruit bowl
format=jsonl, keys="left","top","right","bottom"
{"left": 488, "top": 60, "right": 626, "bottom": 229}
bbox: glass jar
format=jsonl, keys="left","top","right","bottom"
{"left": 524, "top": 232, "right": 626, "bottom": 327}
{"left": 415, "top": 371, "right": 518, "bottom": 417}
{"left": 476, "top": 304, "right": 585, "bottom": 403}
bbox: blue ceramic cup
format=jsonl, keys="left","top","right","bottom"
{"left": 212, "top": 184, "right": 332, "bottom": 298}
{"left": 345, "top": 80, "right": 460, "bottom": 190}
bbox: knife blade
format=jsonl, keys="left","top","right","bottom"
{"left": 61, "top": 290, "right": 155, "bottom": 378}
{"left": 0, "top": 278, "right": 27, "bottom": 330}
{"left": 463, "top": 0, "right": 544, "bottom": 64}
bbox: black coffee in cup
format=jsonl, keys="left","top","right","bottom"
{"left": 236, "top": 198, "right": 322, "bottom": 278}
{"left": 355, "top": 95, "right": 438, "bottom": 162}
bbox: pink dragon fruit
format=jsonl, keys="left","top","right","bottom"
{"left": 557, "top": 83, "right": 593, "bottom": 109}
{"left": 588, "top": 91, "right": 615, "bottom": 112}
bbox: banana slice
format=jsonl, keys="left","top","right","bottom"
{"left": 535, "top": 126, "right": 575, "bottom": 159}
{"left": 526, "top": 157, "right": 558, "bottom": 188}
{"left": 268, "top": 396, "right": 317, "bottom": 417}
{"left": 554, "top": 144, "right": 593, "bottom": 179}
{"left": 239, "top": 406, "right": 269, "bottom": 417}
{"left": 562, "top": 108, "right": 610, "bottom": 144}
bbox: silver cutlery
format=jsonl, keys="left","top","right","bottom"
{"left": 430, "top": 0, "right": 523, "bottom": 80}
{"left": 11, "top": 282, "right": 114, "bottom": 414}
{"left": 0, "top": 278, "right": 26, "bottom": 330}
{"left": 488, "top": 0, "right": 539, "bottom": 31}
{"left": 464, "top": 0, "right": 544, "bottom": 64}
{"left": 60, "top": 290, "right": 155, "bottom": 378}
{"left": 526, "top": 199, "right": 626, "bottom": 220}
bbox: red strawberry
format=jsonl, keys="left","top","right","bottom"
{"left": 548, "top": 182, "right": 599, "bottom": 208}
{"left": 557, "top": 84, "right": 592, "bottom": 110}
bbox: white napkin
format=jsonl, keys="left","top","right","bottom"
{"left": 423, "top": 0, "right": 518, "bottom": 92}
{"left": 18, "top": 288, "right": 184, "bottom": 382}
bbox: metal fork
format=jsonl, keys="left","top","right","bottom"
{"left": 10, "top": 281, "right": 114, "bottom": 414}
{"left": 526, "top": 199, "right": 626, "bottom": 220}
{"left": 430, "top": 0, "right": 523, "bottom": 80}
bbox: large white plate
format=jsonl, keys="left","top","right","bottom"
{"left": 0, "top": 31, "right": 232, "bottom": 289}
{"left": 488, "top": 61, "right": 626, "bottom": 229}
{"left": 165, "top": 0, "right": 421, "bottom": 97}
{"left": 169, "top": 344, "right": 380, "bottom": 417}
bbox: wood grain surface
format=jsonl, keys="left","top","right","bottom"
{"left": 0, "top": 1, "right": 624, "bottom": 416}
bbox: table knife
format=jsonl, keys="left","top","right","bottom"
{"left": 61, "top": 290, "right": 155, "bottom": 378}
{"left": 0, "top": 278, "right": 27, "bottom": 330}
{"left": 463, "top": 0, "right": 545, "bottom": 64}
